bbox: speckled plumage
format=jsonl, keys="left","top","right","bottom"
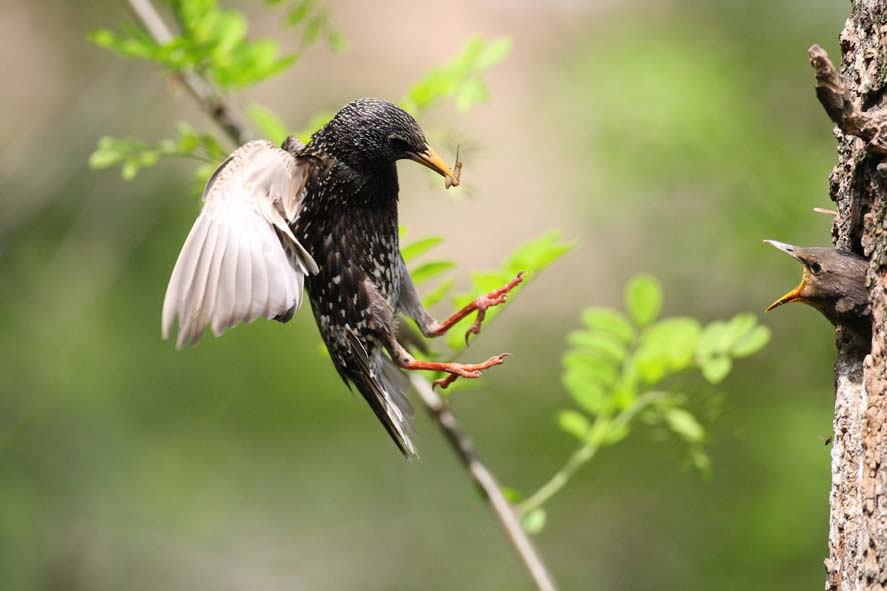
{"left": 163, "top": 98, "right": 517, "bottom": 458}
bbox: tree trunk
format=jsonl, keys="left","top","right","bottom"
{"left": 817, "top": 2, "right": 887, "bottom": 589}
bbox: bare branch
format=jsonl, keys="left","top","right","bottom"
{"left": 809, "top": 44, "right": 887, "bottom": 155}
{"left": 410, "top": 375, "right": 558, "bottom": 591}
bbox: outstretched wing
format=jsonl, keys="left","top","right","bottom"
{"left": 162, "top": 139, "right": 319, "bottom": 349}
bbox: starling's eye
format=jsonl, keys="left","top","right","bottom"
{"left": 387, "top": 135, "right": 412, "bottom": 153}
{"left": 810, "top": 262, "right": 823, "bottom": 274}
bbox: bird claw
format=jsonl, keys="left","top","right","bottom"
{"left": 433, "top": 353, "right": 511, "bottom": 390}
{"left": 463, "top": 272, "right": 526, "bottom": 344}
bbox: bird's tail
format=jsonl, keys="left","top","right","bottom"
{"left": 345, "top": 330, "right": 417, "bottom": 458}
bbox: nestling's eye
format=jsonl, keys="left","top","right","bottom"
{"left": 810, "top": 262, "right": 823, "bottom": 274}
{"left": 387, "top": 135, "right": 412, "bottom": 153}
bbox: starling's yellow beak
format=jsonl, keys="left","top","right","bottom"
{"left": 764, "top": 239, "right": 807, "bottom": 312}
{"left": 409, "top": 145, "right": 455, "bottom": 180}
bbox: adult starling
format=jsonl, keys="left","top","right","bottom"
{"left": 162, "top": 98, "right": 523, "bottom": 457}
{"left": 764, "top": 240, "right": 870, "bottom": 337}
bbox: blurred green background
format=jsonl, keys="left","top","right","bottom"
{"left": 0, "top": 0, "right": 848, "bottom": 589}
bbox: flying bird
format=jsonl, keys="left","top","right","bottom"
{"left": 162, "top": 98, "right": 523, "bottom": 457}
{"left": 764, "top": 240, "right": 870, "bottom": 338}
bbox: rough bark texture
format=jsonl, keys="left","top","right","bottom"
{"left": 818, "top": 3, "right": 887, "bottom": 589}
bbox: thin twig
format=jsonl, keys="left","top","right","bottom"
{"left": 517, "top": 391, "right": 667, "bottom": 515}
{"left": 127, "top": 2, "right": 558, "bottom": 590}
{"left": 410, "top": 375, "right": 558, "bottom": 591}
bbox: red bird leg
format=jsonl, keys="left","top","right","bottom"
{"left": 398, "top": 354, "right": 510, "bottom": 389}
{"left": 428, "top": 272, "right": 525, "bottom": 344}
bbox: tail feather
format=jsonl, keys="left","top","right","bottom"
{"left": 345, "top": 330, "right": 417, "bottom": 458}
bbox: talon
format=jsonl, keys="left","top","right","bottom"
{"left": 434, "top": 374, "right": 459, "bottom": 389}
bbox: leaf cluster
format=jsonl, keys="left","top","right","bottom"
{"left": 508, "top": 275, "right": 770, "bottom": 533}
{"left": 91, "top": 0, "right": 300, "bottom": 89}
{"left": 89, "top": 122, "right": 227, "bottom": 180}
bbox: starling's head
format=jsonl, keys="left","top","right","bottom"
{"left": 313, "top": 98, "right": 454, "bottom": 180}
{"left": 764, "top": 240, "right": 869, "bottom": 325}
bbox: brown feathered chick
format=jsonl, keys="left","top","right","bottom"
{"left": 764, "top": 240, "right": 870, "bottom": 338}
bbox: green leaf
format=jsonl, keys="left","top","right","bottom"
{"left": 501, "top": 486, "right": 523, "bottom": 504}
{"left": 731, "top": 324, "right": 771, "bottom": 358}
{"left": 563, "top": 351, "right": 619, "bottom": 387}
{"left": 521, "top": 508, "right": 547, "bottom": 534}
{"left": 477, "top": 37, "right": 513, "bottom": 70}
{"left": 690, "top": 448, "right": 712, "bottom": 474}
{"left": 421, "top": 279, "right": 454, "bottom": 308}
{"left": 664, "top": 408, "right": 705, "bottom": 443}
{"left": 557, "top": 410, "right": 590, "bottom": 441}
{"left": 401, "top": 236, "right": 444, "bottom": 262}
{"left": 700, "top": 355, "right": 732, "bottom": 384}
{"left": 410, "top": 261, "right": 455, "bottom": 284}
{"left": 581, "top": 308, "right": 635, "bottom": 343}
{"left": 400, "top": 36, "right": 513, "bottom": 115}
{"left": 505, "top": 230, "right": 574, "bottom": 276}
{"left": 634, "top": 317, "right": 701, "bottom": 383}
{"left": 697, "top": 320, "right": 731, "bottom": 359}
{"left": 563, "top": 371, "right": 606, "bottom": 416}
{"left": 625, "top": 274, "right": 662, "bottom": 327}
{"left": 567, "top": 330, "right": 627, "bottom": 363}
{"left": 327, "top": 29, "right": 349, "bottom": 53}
{"left": 248, "top": 103, "right": 290, "bottom": 145}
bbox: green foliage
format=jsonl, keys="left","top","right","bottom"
{"left": 89, "top": 123, "right": 227, "bottom": 180}
{"left": 268, "top": 0, "right": 349, "bottom": 52}
{"left": 91, "top": 0, "right": 297, "bottom": 89}
{"left": 401, "top": 36, "right": 513, "bottom": 115}
{"left": 511, "top": 274, "right": 771, "bottom": 533}
{"left": 293, "top": 36, "right": 513, "bottom": 139}
{"left": 398, "top": 230, "right": 572, "bottom": 347}
{"left": 445, "top": 231, "right": 574, "bottom": 351}
{"left": 91, "top": 4, "right": 510, "bottom": 178}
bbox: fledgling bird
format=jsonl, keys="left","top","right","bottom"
{"left": 764, "top": 240, "right": 870, "bottom": 338}
{"left": 161, "top": 98, "right": 523, "bottom": 457}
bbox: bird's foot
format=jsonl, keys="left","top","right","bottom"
{"left": 398, "top": 354, "right": 510, "bottom": 389}
{"left": 431, "top": 353, "right": 510, "bottom": 389}
{"left": 424, "top": 271, "right": 525, "bottom": 343}
{"left": 462, "top": 272, "right": 525, "bottom": 344}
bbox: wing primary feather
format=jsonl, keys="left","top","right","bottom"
{"left": 211, "top": 224, "right": 238, "bottom": 336}
{"left": 163, "top": 139, "right": 318, "bottom": 346}
{"left": 178, "top": 222, "right": 219, "bottom": 349}
{"left": 162, "top": 213, "right": 210, "bottom": 339}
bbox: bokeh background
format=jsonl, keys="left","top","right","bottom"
{"left": 0, "top": 0, "right": 851, "bottom": 589}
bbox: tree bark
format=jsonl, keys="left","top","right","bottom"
{"left": 814, "top": 3, "right": 887, "bottom": 589}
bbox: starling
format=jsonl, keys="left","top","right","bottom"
{"left": 162, "top": 98, "right": 523, "bottom": 457}
{"left": 764, "top": 240, "right": 870, "bottom": 337}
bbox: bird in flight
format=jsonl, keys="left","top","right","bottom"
{"left": 162, "top": 98, "right": 523, "bottom": 457}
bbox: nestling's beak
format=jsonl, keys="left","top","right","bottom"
{"left": 409, "top": 144, "right": 455, "bottom": 180}
{"left": 764, "top": 240, "right": 807, "bottom": 312}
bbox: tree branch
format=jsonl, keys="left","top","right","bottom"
{"left": 410, "top": 375, "right": 558, "bottom": 591}
{"left": 126, "top": 0, "right": 251, "bottom": 146}
{"left": 810, "top": 44, "right": 887, "bottom": 156}
{"left": 126, "top": 2, "right": 558, "bottom": 589}
{"left": 810, "top": 4, "right": 887, "bottom": 589}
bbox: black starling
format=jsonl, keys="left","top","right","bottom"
{"left": 764, "top": 240, "right": 870, "bottom": 337}
{"left": 162, "top": 98, "right": 523, "bottom": 457}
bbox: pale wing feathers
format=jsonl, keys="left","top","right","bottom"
{"left": 162, "top": 140, "right": 316, "bottom": 348}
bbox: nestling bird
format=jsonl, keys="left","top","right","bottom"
{"left": 764, "top": 240, "right": 870, "bottom": 337}
{"left": 162, "top": 98, "right": 523, "bottom": 457}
